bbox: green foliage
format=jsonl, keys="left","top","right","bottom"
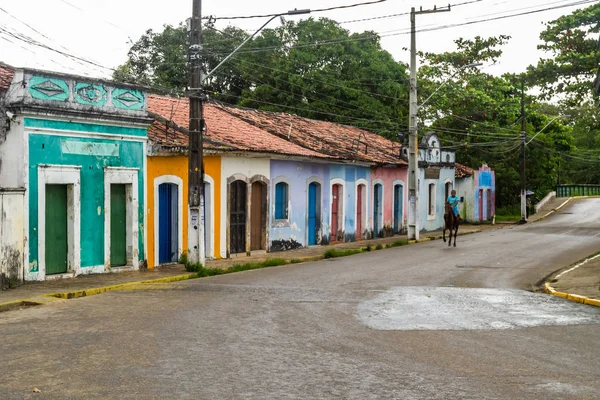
{"left": 181, "top": 257, "right": 287, "bottom": 276}
{"left": 375, "top": 244, "right": 384, "bottom": 250}
{"left": 115, "top": 17, "right": 409, "bottom": 138}
{"left": 323, "top": 248, "right": 363, "bottom": 259}
{"left": 388, "top": 240, "right": 408, "bottom": 248}
{"left": 527, "top": 3, "right": 600, "bottom": 105}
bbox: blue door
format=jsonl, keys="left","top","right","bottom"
{"left": 159, "top": 183, "right": 178, "bottom": 264}
{"left": 308, "top": 182, "right": 318, "bottom": 245}
{"left": 373, "top": 184, "right": 382, "bottom": 237}
{"left": 393, "top": 184, "right": 403, "bottom": 233}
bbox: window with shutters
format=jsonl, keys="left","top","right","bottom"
{"left": 275, "top": 182, "right": 289, "bottom": 220}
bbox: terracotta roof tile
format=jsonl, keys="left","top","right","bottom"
{"left": 0, "top": 63, "right": 15, "bottom": 93}
{"left": 148, "top": 95, "right": 333, "bottom": 159}
{"left": 455, "top": 163, "right": 474, "bottom": 178}
{"left": 220, "top": 105, "right": 406, "bottom": 166}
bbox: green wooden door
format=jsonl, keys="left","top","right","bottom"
{"left": 45, "top": 184, "right": 68, "bottom": 275}
{"left": 110, "top": 184, "right": 127, "bottom": 266}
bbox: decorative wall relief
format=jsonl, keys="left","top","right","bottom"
{"left": 74, "top": 82, "right": 107, "bottom": 106}
{"left": 29, "top": 76, "right": 69, "bottom": 101}
{"left": 112, "top": 88, "right": 144, "bottom": 110}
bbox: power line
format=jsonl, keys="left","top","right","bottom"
{"left": 202, "top": 0, "right": 596, "bottom": 56}
{"left": 338, "top": 0, "right": 483, "bottom": 24}
{"left": 208, "top": 0, "right": 389, "bottom": 20}
{"left": 221, "top": 59, "right": 403, "bottom": 131}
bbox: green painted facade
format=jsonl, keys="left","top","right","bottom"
{"left": 27, "top": 118, "right": 145, "bottom": 271}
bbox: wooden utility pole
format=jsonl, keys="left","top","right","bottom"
{"left": 520, "top": 79, "right": 527, "bottom": 224}
{"left": 407, "top": 5, "right": 450, "bottom": 240}
{"left": 188, "top": 0, "right": 205, "bottom": 264}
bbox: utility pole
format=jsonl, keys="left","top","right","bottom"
{"left": 520, "top": 79, "right": 527, "bottom": 224}
{"left": 188, "top": 0, "right": 205, "bottom": 264}
{"left": 407, "top": 5, "right": 450, "bottom": 240}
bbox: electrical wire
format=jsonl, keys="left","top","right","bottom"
{"left": 222, "top": 58, "right": 404, "bottom": 126}
{"left": 201, "top": 0, "right": 596, "bottom": 56}
{"left": 207, "top": 0, "right": 389, "bottom": 20}
{"left": 338, "top": 0, "right": 484, "bottom": 24}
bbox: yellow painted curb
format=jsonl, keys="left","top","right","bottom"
{"left": 567, "top": 293, "right": 588, "bottom": 303}
{"left": 47, "top": 273, "right": 199, "bottom": 300}
{"left": 584, "top": 298, "right": 600, "bottom": 307}
{"left": 140, "top": 273, "right": 197, "bottom": 284}
{"left": 552, "top": 291, "right": 569, "bottom": 299}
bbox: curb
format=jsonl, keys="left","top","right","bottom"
{"left": 1, "top": 229, "right": 483, "bottom": 313}
{"left": 532, "top": 197, "right": 572, "bottom": 223}
{"left": 544, "top": 252, "right": 600, "bottom": 308}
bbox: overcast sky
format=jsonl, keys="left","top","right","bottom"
{"left": 0, "top": 0, "right": 593, "bottom": 80}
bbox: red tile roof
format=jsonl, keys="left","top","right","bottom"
{"left": 220, "top": 105, "right": 406, "bottom": 166}
{"left": 148, "top": 95, "right": 332, "bottom": 159}
{"left": 455, "top": 163, "right": 474, "bottom": 178}
{"left": 0, "top": 63, "right": 15, "bottom": 93}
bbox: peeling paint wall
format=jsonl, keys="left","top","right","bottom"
{"left": 371, "top": 166, "right": 408, "bottom": 233}
{"left": 0, "top": 190, "right": 24, "bottom": 287}
{"left": 455, "top": 176, "right": 475, "bottom": 222}
{"left": 418, "top": 167, "right": 455, "bottom": 231}
{"left": 26, "top": 119, "right": 146, "bottom": 280}
{"left": 329, "top": 165, "right": 370, "bottom": 242}
{"left": 269, "top": 160, "right": 330, "bottom": 250}
{"left": 221, "top": 156, "right": 270, "bottom": 258}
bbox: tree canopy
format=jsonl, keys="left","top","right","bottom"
{"left": 114, "top": 6, "right": 600, "bottom": 213}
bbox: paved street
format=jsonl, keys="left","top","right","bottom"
{"left": 2, "top": 198, "right": 600, "bottom": 399}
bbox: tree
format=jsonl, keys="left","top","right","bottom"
{"left": 416, "top": 35, "right": 575, "bottom": 210}
{"left": 114, "top": 18, "right": 410, "bottom": 138}
{"left": 527, "top": 3, "right": 600, "bottom": 105}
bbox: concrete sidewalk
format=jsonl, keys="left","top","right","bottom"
{"left": 528, "top": 196, "right": 572, "bottom": 223}
{"left": 1, "top": 225, "right": 490, "bottom": 311}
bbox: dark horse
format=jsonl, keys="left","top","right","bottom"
{"left": 443, "top": 202, "right": 459, "bottom": 247}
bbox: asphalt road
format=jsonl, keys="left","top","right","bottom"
{"left": 2, "top": 198, "right": 600, "bottom": 399}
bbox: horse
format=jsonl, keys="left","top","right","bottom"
{"left": 443, "top": 202, "right": 459, "bottom": 247}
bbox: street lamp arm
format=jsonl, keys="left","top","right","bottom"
{"left": 203, "top": 15, "right": 278, "bottom": 82}
{"left": 526, "top": 115, "right": 569, "bottom": 145}
{"left": 203, "top": 9, "right": 311, "bottom": 82}
{"left": 417, "top": 63, "right": 482, "bottom": 110}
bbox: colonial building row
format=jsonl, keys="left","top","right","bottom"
{"left": 0, "top": 65, "right": 495, "bottom": 282}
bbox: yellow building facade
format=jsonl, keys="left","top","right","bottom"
{"left": 146, "top": 155, "right": 222, "bottom": 268}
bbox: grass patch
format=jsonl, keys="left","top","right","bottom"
{"left": 495, "top": 215, "right": 520, "bottom": 223}
{"left": 180, "top": 251, "right": 289, "bottom": 276}
{"left": 375, "top": 244, "right": 384, "bottom": 250}
{"left": 365, "top": 244, "right": 372, "bottom": 252}
{"left": 388, "top": 240, "right": 408, "bottom": 248}
{"left": 290, "top": 259, "right": 303, "bottom": 264}
{"left": 324, "top": 248, "right": 363, "bottom": 259}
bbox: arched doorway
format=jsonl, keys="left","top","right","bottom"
{"left": 356, "top": 184, "right": 366, "bottom": 239}
{"left": 251, "top": 181, "right": 267, "bottom": 251}
{"left": 373, "top": 183, "right": 383, "bottom": 237}
{"left": 331, "top": 183, "right": 344, "bottom": 242}
{"left": 158, "top": 182, "right": 179, "bottom": 264}
{"left": 230, "top": 180, "right": 247, "bottom": 254}
{"left": 308, "top": 182, "right": 321, "bottom": 245}
{"left": 393, "top": 184, "right": 403, "bottom": 234}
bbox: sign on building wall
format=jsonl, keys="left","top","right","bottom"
{"left": 424, "top": 167, "right": 440, "bottom": 179}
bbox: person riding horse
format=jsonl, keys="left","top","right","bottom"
{"left": 443, "top": 190, "right": 460, "bottom": 247}
{"left": 447, "top": 190, "right": 460, "bottom": 223}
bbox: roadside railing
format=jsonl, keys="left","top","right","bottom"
{"left": 556, "top": 185, "right": 600, "bottom": 198}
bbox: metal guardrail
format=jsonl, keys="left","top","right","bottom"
{"left": 556, "top": 185, "right": 600, "bottom": 198}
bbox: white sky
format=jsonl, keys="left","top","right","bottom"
{"left": 0, "top": 0, "right": 592, "bottom": 80}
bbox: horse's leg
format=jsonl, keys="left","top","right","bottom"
{"left": 443, "top": 219, "right": 447, "bottom": 243}
{"left": 453, "top": 221, "right": 459, "bottom": 247}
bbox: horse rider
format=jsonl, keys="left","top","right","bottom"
{"left": 447, "top": 190, "right": 460, "bottom": 222}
